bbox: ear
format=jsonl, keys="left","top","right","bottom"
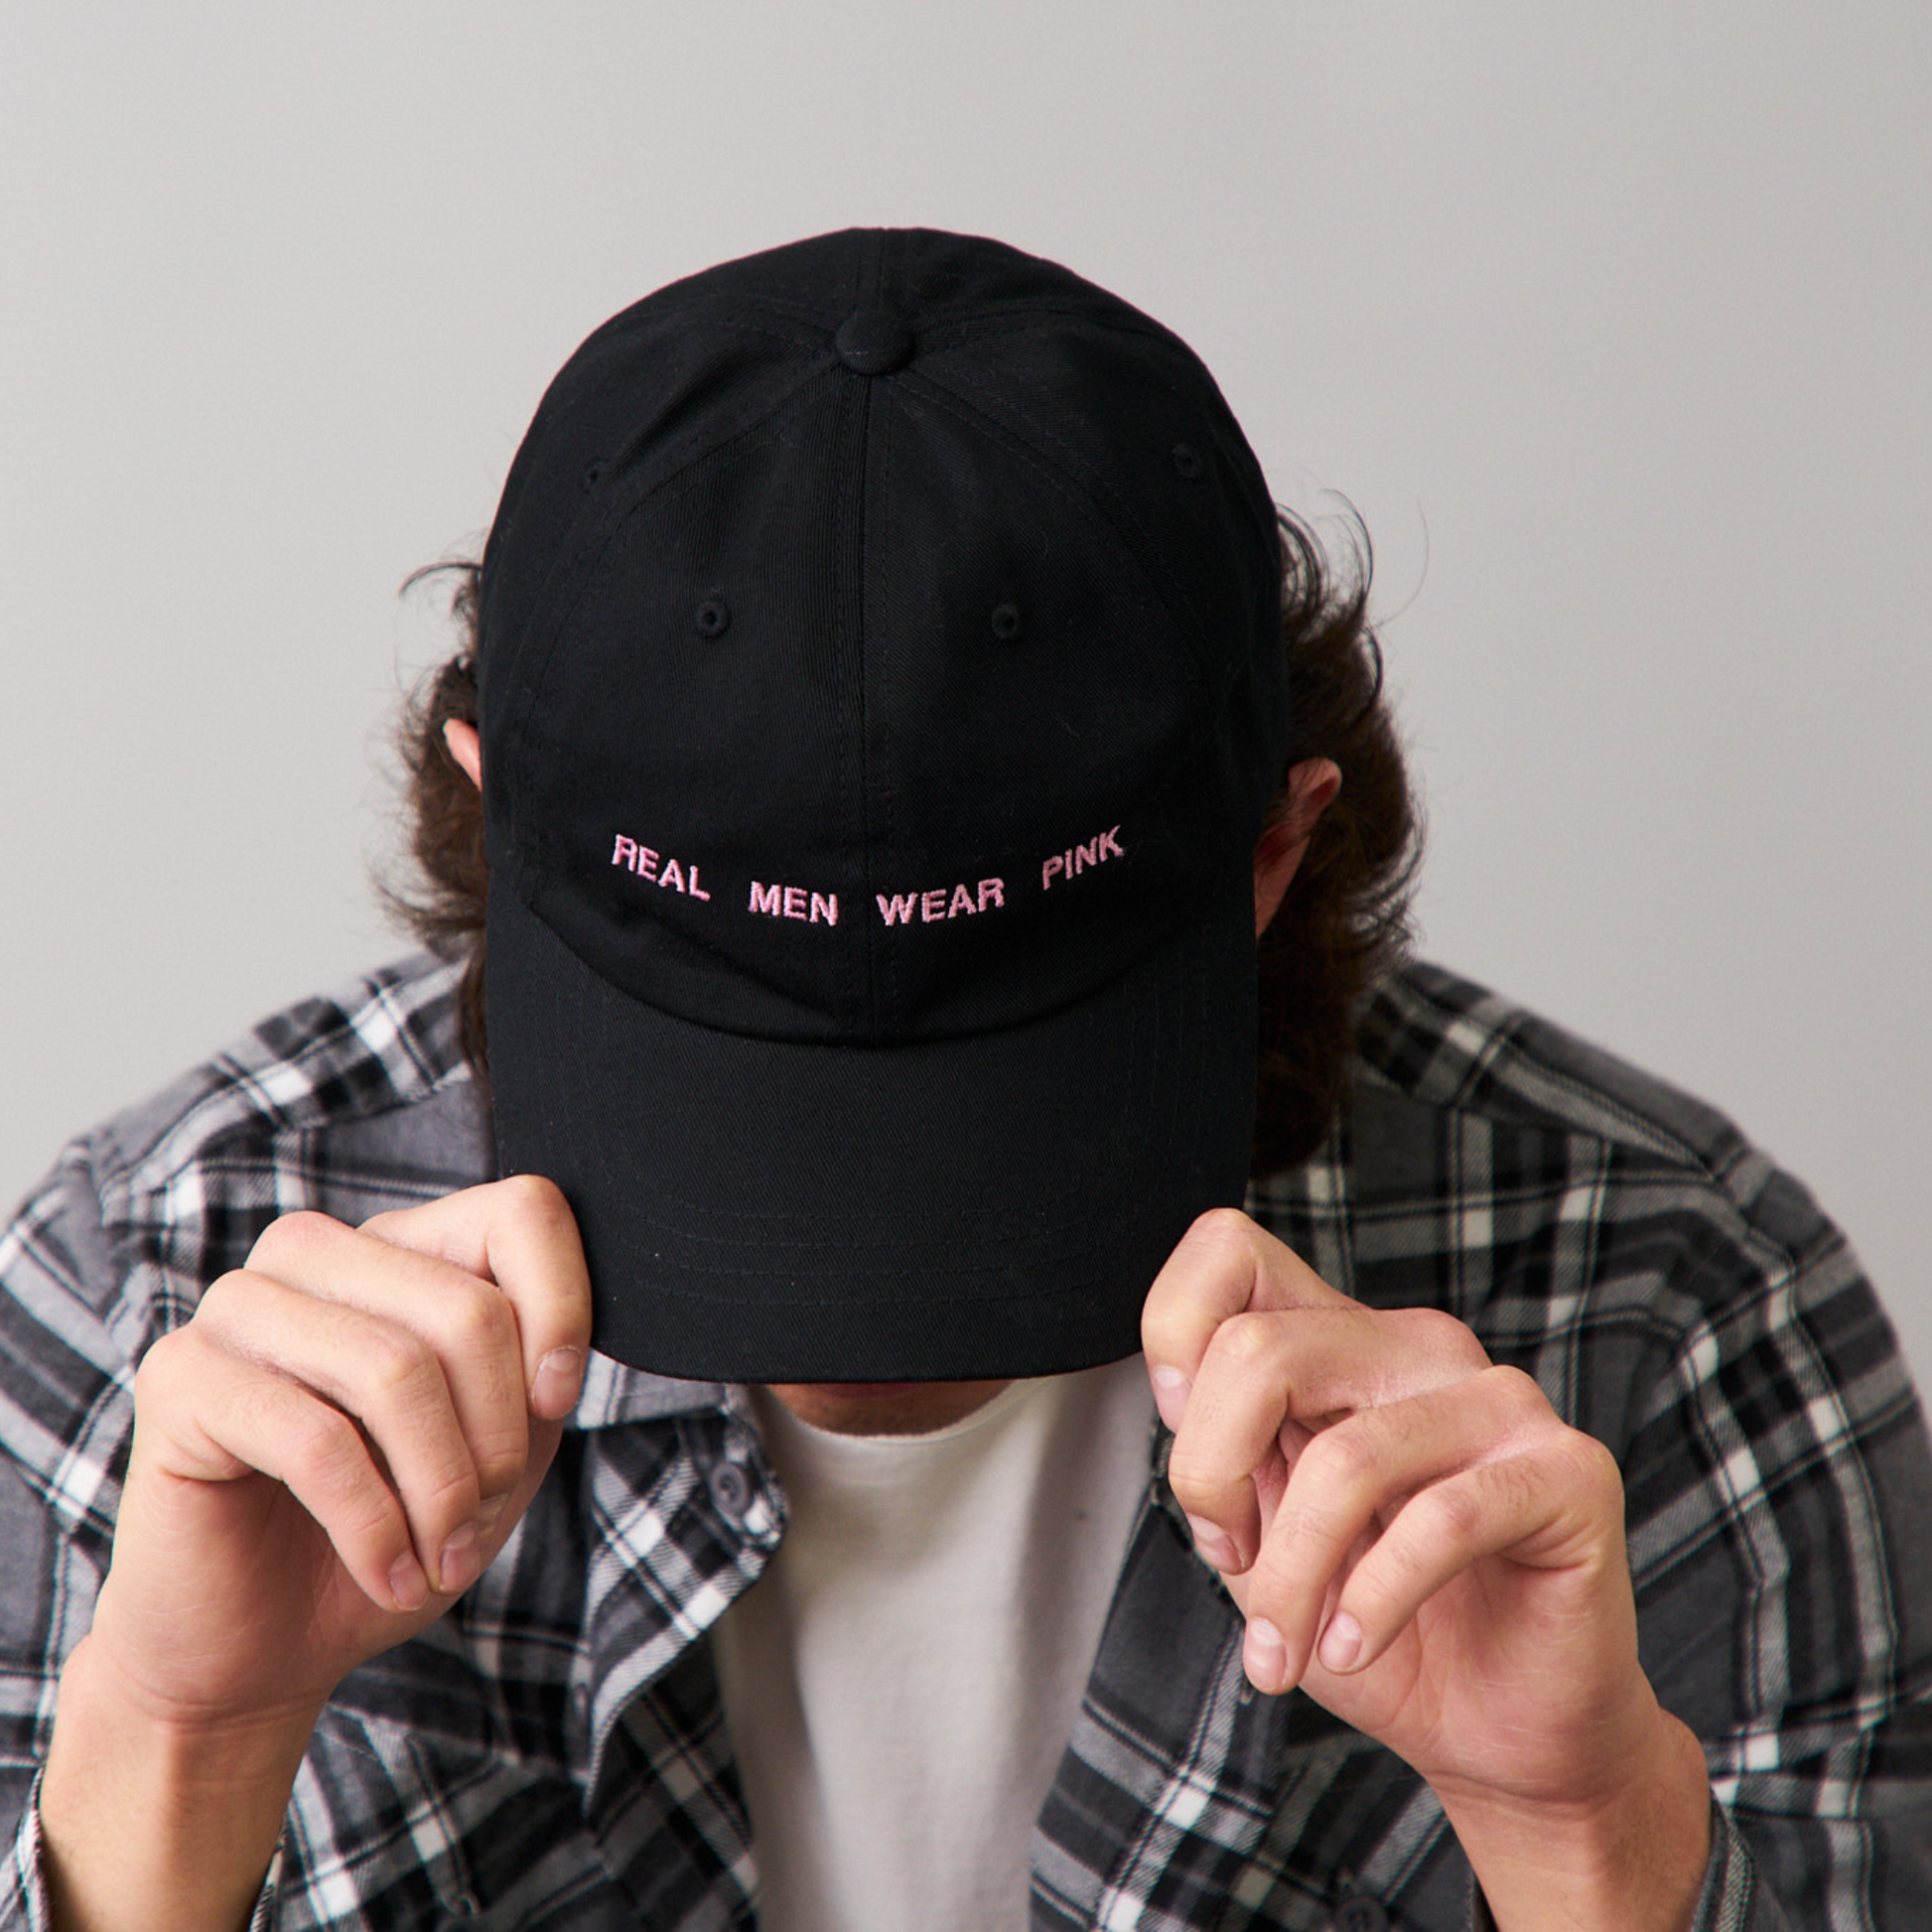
{"left": 1253, "top": 759, "right": 1341, "bottom": 938}
{"left": 443, "top": 718, "right": 483, "bottom": 791}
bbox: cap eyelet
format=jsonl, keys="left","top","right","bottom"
{"left": 1170, "top": 442, "right": 1204, "bottom": 480}
{"left": 695, "top": 595, "right": 732, "bottom": 638}
{"left": 990, "top": 603, "right": 1023, "bottom": 641}
{"left": 582, "top": 460, "right": 607, "bottom": 491}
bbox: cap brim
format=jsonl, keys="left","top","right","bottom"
{"left": 485, "top": 886, "right": 1258, "bottom": 1382}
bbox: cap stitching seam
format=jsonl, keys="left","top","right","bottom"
{"left": 510, "top": 370, "right": 840, "bottom": 886}
{"left": 854, "top": 374, "right": 881, "bottom": 1037}
{"left": 895, "top": 373, "right": 1220, "bottom": 718}
{"left": 924, "top": 357, "right": 1222, "bottom": 660}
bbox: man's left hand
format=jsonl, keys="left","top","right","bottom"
{"left": 1143, "top": 1208, "right": 1711, "bottom": 1931}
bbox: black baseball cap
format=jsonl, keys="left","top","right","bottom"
{"left": 478, "top": 227, "right": 1289, "bottom": 1382}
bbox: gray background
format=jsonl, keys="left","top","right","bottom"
{"left": 4, "top": 6, "right": 1928, "bottom": 1385}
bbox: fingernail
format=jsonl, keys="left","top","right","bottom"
{"left": 1318, "top": 1610, "right": 1363, "bottom": 1673}
{"left": 533, "top": 1347, "right": 586, "bottom": 1419}
{"left": 389, "top": 1551, "right": 428, "bottom": 1612}
{"left": 1151, "top": 1365, "right": 1190, "bottom": 1431}
{"left": 439, "top": 1523, "right": 479, "bottom": 1593}
{"left": 1184, "top": 1513, "right": 1239, "bottom": 1571}
{"left": 1245, "top": 1616, "right": 1287, "bottom": 1693}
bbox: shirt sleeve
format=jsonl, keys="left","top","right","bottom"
{"left": 0, "top": 1140, "right": 140, "bottom": 1924}
{"left": 1618, "top": 1157, "right": 1932, "bottom": 1926}
{"left": 0, "top": 1782, "right": 49, "bottom": 1932}
{"left": 0, "top": 1140, "right": 231, "bottom": 1927}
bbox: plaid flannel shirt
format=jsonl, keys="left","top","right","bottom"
{"left": 2, "top": 953, "right": 1928, "bottom": 1930}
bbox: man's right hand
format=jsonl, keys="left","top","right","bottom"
{"left": 40, "top": 1175, "right": 593, "bottom": 1932}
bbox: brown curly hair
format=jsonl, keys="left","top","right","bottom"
{"left": 387, "top": 510, "right": 1420, "bottom": 1178}
{"left": 1249, "top": 512, "right": 1421, "bottom": 1173}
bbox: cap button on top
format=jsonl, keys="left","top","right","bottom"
{"left": 835, "top": 307, "right": 914, "bottom": 375}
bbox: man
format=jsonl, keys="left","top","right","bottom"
{"left": 3, "top": 228, "right": 1927, "bottom": 1930}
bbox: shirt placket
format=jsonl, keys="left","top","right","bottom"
{"left": 572, "top": 1405, "right": 783, "bottom": 1927}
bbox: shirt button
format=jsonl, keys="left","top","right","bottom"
{"left": 1331, "top": 1898, "right": 1388, "bottom": 1932}
{"left": 707, "top": 1459, "right": 752, "bottom": 1520}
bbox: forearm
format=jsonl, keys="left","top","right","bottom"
{"left": 1438, "top": 1703, "right": 1712, "bottom": 1932}
{"left": 39, "top": 1634, "right": 320, "bottom": 1932}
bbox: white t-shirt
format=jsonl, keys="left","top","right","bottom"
{"left": 710, "top": 1355, "right": 1156, "bottom": 1932}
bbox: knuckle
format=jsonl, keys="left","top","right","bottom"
{"left": 132, "top": 1328, "right": 190, "bottom": 1406}
{"left": 1164, "top": 1445, "right": 1209, "bottom": 1507}
{"left": 1481, "top": 1361, "right": 1544, "bottom": 1405}
{"left": 440, "top": 1279, "right": 517, "bottom": 1358}
{"left": 192, "top": 1270, "right": 244, "bottom": 1323}
{"left": 497, "top": 1172, "right": 573, "bottom": 1232}
{"left": 1391, "top": 1305, "right": 1490, "bottom": 1370}
{"left": 1415, "top": 1476, "right": 1485, "bottom": 1549}
{"left": 245, "top": 1208, "right": 341, "bottom": 1272}
{"left": 134, "top": 1320, "right": 226, "bottom": 1410}
{"left": 343, "top": 1492, "right": 407, "bottom": 1555}
{"left": 1140, "top": 1319, "right": 1178, "bottom": 1367}
{"left": 1164, "top": 1447, "right": 1228, "bottom": 1517}
{"left": 1182, "top": 1206, "right": 1265, "bottom": 1271}
{"left": 1300, "top": 1419, "right": 1378, "bottom": 1496}
{"left": 1281, "top": 1482, "right": 1369, "bottom": 1566}
{"left": 1190, "top": 1203, "right": 1260, "bottom": 1245}
{"left": 473, "top": 1443, "right": 529, "bottom": 1504}
{"left": 1140, "top": 1294, "right": 1189, "bottom": 1358}
{"left": 1243, "top": 1542, "right": 1306, "bottom": 1615}
{"left": 361, "top": 1327, "right": 441, "bottom": 1406}
{"left": 1563, "top": 1428, "right": 1625, "bottom": 1503}
{"left": 420, "top": 1459, "right": 484, "bottom": 1526}
{"left": 1206, "top": 1311, "right": 1281, "bottom": 1377}
{"left": 1481, "top": 1363, "right": 1555, "bottom": 1430}
{"left": 287, "top": 1404, "right": 367, "bottom": 1492}
{"left": 362, "top": 1321, "right": 436, "bottom": 1398}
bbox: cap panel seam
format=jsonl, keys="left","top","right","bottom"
{"left": 854, "top": 227, "right": 887, "bottom": 1037}
{"left": 886, "top": 371, "right": 1219, "bottom": 747}
{"left": 858, "top": 228, "right": 885, "bottom": 306}
{"left": 493, "top": 347, "right": 838, "bottom": 876}
{"left": 919, "top": 353, "right": 1247, "bottom": 679}
{"left": 506, "top": 366, "right": 842, "bottom": 893}
{"left": 846, "top": 375, "right": 879, "bottom": 1037}
{"left": 586, "top": 320, "right": 837, "bottom": 480}
{"left": 855, "top": 375, "right": 881, "bottom": 1037}
{"left": 570, "top": 299, "right": 842, "bottom": 358}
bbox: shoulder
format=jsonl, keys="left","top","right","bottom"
{"left": 1250, "top": 962, "right": 1893, "bottom": 1435}
{"left": 1344, "top": 957, "right": 1820, "bottom": 1250}
{"left": 80, "top": 950, "right": 486, "bottom": 1228}
{"left": 1346, "top": 958, "right": 1772, "bottom": 1177}
{"left": 3, "top": 953, "right": 492, "bottom": 1347}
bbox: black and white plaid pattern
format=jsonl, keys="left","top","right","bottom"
{"left": 3, "top": 954, "right": 1928, "bottom": 1929}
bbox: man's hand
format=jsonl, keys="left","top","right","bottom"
{"left": 1143, "top": 1209, "right": 1711, "bottom": 1932}
{"left": 42, "top": 1175, "right": 593, "bottom": 1932}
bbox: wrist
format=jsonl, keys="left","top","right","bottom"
{"left": 1434, "top": 1704, "right": 1712, "bottom": 1932}
{"left": 42, "top": 1635, "right": 322, "bottom": 1932}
